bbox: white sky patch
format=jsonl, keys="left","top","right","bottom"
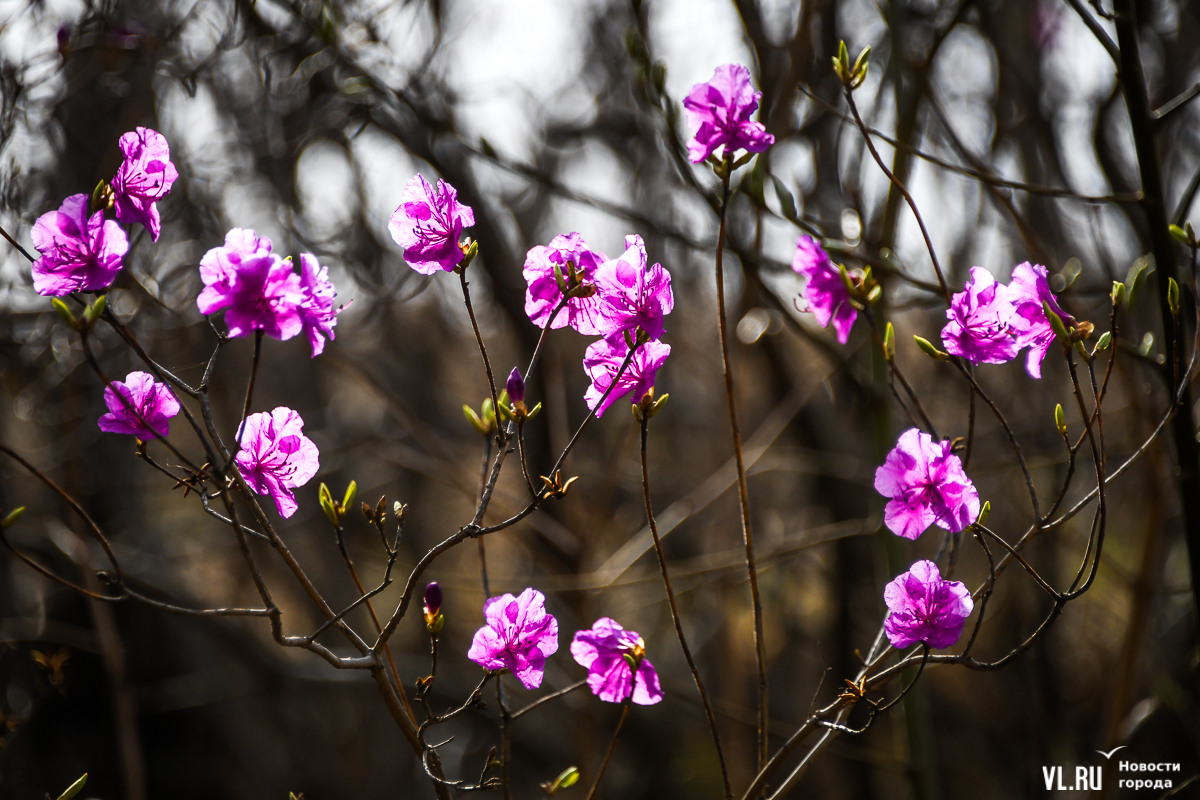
{"left": 648, "top": 0, "right": 752, "bottom": 101}
{"left": 349, "top": 126, "right": 420, "bottom": 251}
{"left": 542, "top": 139, "right": 632, "bottom": 255}
{"left": 442, "top": 0, "right": 602, "bottom": 161}
{"left": 296, "top": 139, "right": 358, "bottom": 242}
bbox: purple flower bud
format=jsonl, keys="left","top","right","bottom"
{"left": 56, "top": 25, "right": 71, "bottom": 53}
{"left": 424, "top": 582, "right": 443, "bottom": 617}
{"left": 506, "top": 368, "right": 525, "bottom": 404}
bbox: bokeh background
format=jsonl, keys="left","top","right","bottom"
{"left": 0, "top": 0, "right": 1198, "bottom": 797}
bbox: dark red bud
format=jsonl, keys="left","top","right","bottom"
{"left": 423, "top": 582, "right": 442, "bottom": 617}
{"left": 505, "top": 368, "right": 525, "bottom": 404}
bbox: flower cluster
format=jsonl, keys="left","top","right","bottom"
{"left": 579, "top": 235, "right": 675, "bottom": 416}
{"left": 28, "top": 127, "right": 180, "bottom": 298}
{"left": 389, "top": 172, "right": 676, "bottom": 418}
{"left": 28, "top": 131, "right": 338, "bottom": 528}
{"left": 196, "top": 228, "right": 346, "bottom": 356}
{"left": 41, "top": 108, "right": 999, "bottom": 718}
{"left": 941, "top": 262, "right": 1070, "bottom": 378}
{"left": 466, "top": 588, "right": 662, "bottom": 704}
{"left": 790, "top": 242, "right": 1072, "bottom": 377}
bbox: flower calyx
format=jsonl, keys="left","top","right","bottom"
{"left": 622, "top": 326, "right": 652, "bottom": 352}
{"left": 632, "top": 387, "right": 669, "bottom": 422}
{"left": 456, "top": 237, "right": 480, "bottom": 272}
{"left": 91, "top": 180, "right": 115, "bottom": 213}
{"left": 165, "top": 461, "right": 215, "bottom": 499}
{"left": 539, "top": 469, "right": 578, "bottom": 499}
{"left": 621, "top": 636, "right": 648, "bottom": 674}
{"left": 913, "top": 335, "right": 951, "bottom": 362}
{"left": 973, "top": 500, "right": 991, "bottom": 529}
{"left": 51, "top": 294, "right": 107, "bottom": 333}
{"left": 464, "top": 395, "right": 503, "bottom": 437}
{"left": 838, "top": 263, "right": 880, "bottom": 310}
{"left": 836, "top": 675, "right": 875, "bottom": 706}
{"left": 552, "top": 258, "right": 598, "bottom": 300}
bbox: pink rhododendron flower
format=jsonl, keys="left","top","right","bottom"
{"left": 297, "top": 253, "right": 345, "bottom": 357}
{"left": 941, "top": 267, "right": 1019, "bottom": 365}
{"left": 97, "top": 371, "right": 181, "bottom": 440}
{"left": 234, "top": 407, "right": 320, "bottom": 519}
{"left": 111, "top": 127, "right": 179, "bottom": 241}
{"left": 220, "top": 252, "right": 304, "bottom": 340}
{"left": 467, "top": 588, "right": 559, "bottom": 690}
{"left": 197, "top": 228, "right": 273, "bottom": 315}
{"left": 683, "top": 64, "right": 775, "bottom": 163}
{"left": 388, "top": 174, "right": 475, "bottom": 274}
{"left": 523, "top": 232, "right": 608, "bottom": 334}
{"left": 30, "top": 194, "right": 129, "bottom": 296}
{"left": 884, "top": 560, "right": 974, "bottom": 649}
{"left": 583, "top": 337, "right": 671, "bottom": 418}
{"left": 874, "top": 428, "right": 980, "bottom": 540}
{"left": 570, "top": 618, "right": 663, "bottom": 705}
{"left": 1007, "top": 262, "right": 1071, "bottom": 379}
{"left": 196, "top": 231, "right": 304, "bottom": 341}
{"left": 594, "top": 235, "right": 674, "bottom": 341}
{"left": 792, "top": 235, "right": 856, "bottom": 344}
